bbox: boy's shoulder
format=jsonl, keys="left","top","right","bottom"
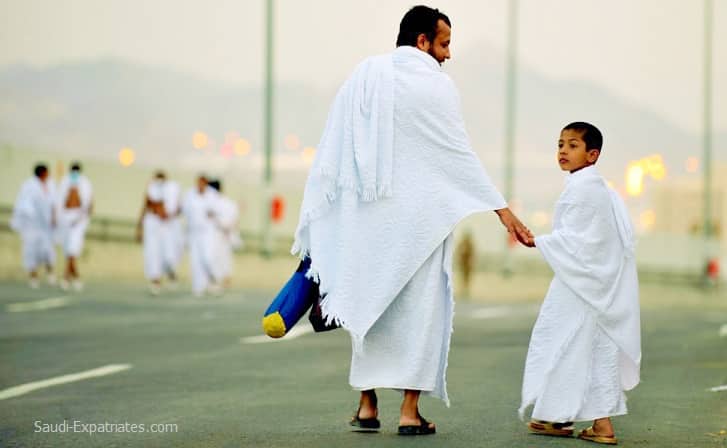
{"left": 561, "top": 175, "right": 611, "bottom": 208}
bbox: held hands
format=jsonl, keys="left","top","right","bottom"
{"left": 495, "top": 208, "right": 535, "bottom": 247}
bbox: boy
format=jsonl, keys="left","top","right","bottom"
{"left": 519, "top": 122, "right": 641, "bottom": 445}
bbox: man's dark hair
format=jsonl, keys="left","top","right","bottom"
{"left": 396, "top": 5, "right": 451, "bottom": 47}
{"left": 70, "top": 161, "right": 82, "bottom": 172}
{"left": 208, "top": 179, "right": 221, "bottom": 192}
{"left": 154, "top": 170, "right": 167, "bottom": 180}
{"left": 563, "top": 122, "right": 603, "bottom": 151}
{"left": 34, "top": 163, "right": 48, "bottom": 178}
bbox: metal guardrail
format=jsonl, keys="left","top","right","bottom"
{"left": 0, "top": 204, "right": 294, "bottom": 255}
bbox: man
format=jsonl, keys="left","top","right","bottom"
{"left": 136, "top": 171, "right": 178, "bottom": 295}
{"left": 182, "top": 175, "right": 222, "bottom": 297}
{"left": 162, "top": 177, "right": 184, "bottom": 286}
{"left": 291, "top": 5, "right": 532, "bottom": 435}
{"left": 11, "top": 163, "right": 57, "bottom": 288}
{"left": 207, "top": 179, "right": 241, "bottom": 287}
{"left": 56, "top": 161, "right": 93, "bottom": 291}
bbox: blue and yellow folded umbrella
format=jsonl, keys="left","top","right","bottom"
{"left": 262, "top": 257, "right": 318, "bottom": 338}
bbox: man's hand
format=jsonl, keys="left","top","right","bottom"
{"left": 495, "top": 208, "right": 535, "bottom": 247}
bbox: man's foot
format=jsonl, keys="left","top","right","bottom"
{"left": 149, "top": 283, "right": 161, "bottom": 296}
{"left": 351, "top": 391, "right": 379, "bottom": 432}
{"left": 398, "top": 412, "right": 436, "bottom": 436}
{"left": 72, "top": 280, "right": 84, "bottom": 292}
{"left": 46, "top": 274, "right": 57, "bottom": 286}
{"left": 59, "top": 278, "right": 70, "bottom": 291}
{"left": 29, "top": 278, "right": 40, "bottom": 289}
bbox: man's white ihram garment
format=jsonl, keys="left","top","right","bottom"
{"left": 519, "top": 165, "right": 641, "bottom": 422}
{"left": 183, "top": 186, "right": 220, "bottom": 294}
{"left": 162, "top": 181, "right": 184, "bottom": 271}
{"left": 212, "top": 195, "right": 240, "bottom": 279}
{"left": 292, "top": 46, "right": 507, "bottom": 405}
{"left": 56, "top": 175, "right": 93, "bottom": 257}
{"left": 12, "top": 177, "right": 56, "bottom": 271}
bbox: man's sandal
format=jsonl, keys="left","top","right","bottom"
{"left": 349, "top": 407, "right": 380, "bottom": 432}
{"left": 527, "top": 420, "right": 575, "bottom": 437}
{"left": 398, "top": 413, "right": 436, "bottom": 436}
{"left": 577, "top": 426, "right": 618, "bottom": 445}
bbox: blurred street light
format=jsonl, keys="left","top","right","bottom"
{"left": 626, "top": 162, "right": 644, "bottom": 196}
{"left": 234, "top": 138, "right": 251, "bottom": 156}
{"left": 284, "top": 134, "right": 300, "bottom": 151}
{"left": 192, "top": 131, "right": 209, "bottom": 149}
{"left": 686, "top": 156, "right": 699, "bottom": 173}
{"left": 118, "top": 147, "right": 135, "bottom": 167}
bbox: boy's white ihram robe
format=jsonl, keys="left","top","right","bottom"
{"left": 292, "top": 46, "right": 507, "bottom": 405}
{"left": 520, "top": 166, "right": 641, "bottom": 422}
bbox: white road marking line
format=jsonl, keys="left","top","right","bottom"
{"left": 719, "top": 324, "right": 727, "bottom": 337}
{"left": 709, "top": 385, "right": 727, "bottom": 392}
{"left": 241, "top": 323, "right": 315, "bottom": 344}
{"left": 6, "top": 296, "right": 71, "bottom": 313}
{"left": 0, "top": 364, "right": 132, "bottom": 401}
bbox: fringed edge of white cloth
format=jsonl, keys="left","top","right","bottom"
{"left": 518, "top": 311, "right": 589, "bottom": 421}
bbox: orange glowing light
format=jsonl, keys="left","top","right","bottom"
{"left": 192, "top": 132, "right": 209, "bottom": 149}
{"left": 118, "top": 148, "right": 136, "bottom": 167}
{"left": 686, "top": 157, "right": 699, "bottom": 173}
{"left": 234, "top": 139, "right": 251, "bottom": 156}
{"left": 626, "top": 163, "right": 644, "bottom": 196}
{"left": 284, "top": 134, "right": 301, "bottom": 151}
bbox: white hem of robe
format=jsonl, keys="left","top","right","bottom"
{"left": 349, "top": 234, "right": 455, "bottom": 406}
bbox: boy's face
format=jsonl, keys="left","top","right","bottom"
{"left": 557, "top": 129, "right": 600, "bottom": 173}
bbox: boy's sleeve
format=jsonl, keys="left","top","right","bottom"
{"left": 534, "top": 202, "right": 624, "bottom": 314}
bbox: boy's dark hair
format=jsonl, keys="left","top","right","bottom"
{"left": 34, "top": 163, "right": 48, "bottom": 178}
{"left": 396, "top": 5, "right": 451, "bottom": 47}
{"left": 70, "top": 161, "right": 82, "bottom": 172}
{"left": 563, "top": 122, "right": 603, "bottom": 151}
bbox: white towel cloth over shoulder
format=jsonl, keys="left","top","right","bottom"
{"left": 520, "top": 165, "right": 641, "bottom": 422}
{"left": 292, "top": 46, "right": 507, "bottom": 349}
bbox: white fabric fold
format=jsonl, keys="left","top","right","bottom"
{"left": 292, "top": 46, "right": 507, "bottom": 348}
{"left": 521, "top": 165, "right": 641, "bottom": 421}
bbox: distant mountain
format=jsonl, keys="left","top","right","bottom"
{"left": 0, "top": 48, "right": 724, "bottom": 209}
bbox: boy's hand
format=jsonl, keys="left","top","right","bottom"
{"left": 495, "top": 208, "right": 535, "bottom": 247}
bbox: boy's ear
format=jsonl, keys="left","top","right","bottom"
{"left": 587, "top": 149, "right": 600, "bottom": 163}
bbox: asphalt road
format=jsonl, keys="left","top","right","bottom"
{"left": 1, "top": 280, "right": 726, "bottom": 447}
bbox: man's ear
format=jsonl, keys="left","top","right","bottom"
{"left": 587, "top": 149, "right": 600, "bottom": 163}
{"left": 416, "top": 33, "right": 430, "bottom": 51}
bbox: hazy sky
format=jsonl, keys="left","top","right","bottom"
{"left": 1, "top": 0, "right": 725, "bottom": 133}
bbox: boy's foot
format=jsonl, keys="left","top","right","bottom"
{"left": 577, "top": 426, "right": 618, "bottom": 445}
{"left": 528, "top": 420, "right": 574, "bottom": 437}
